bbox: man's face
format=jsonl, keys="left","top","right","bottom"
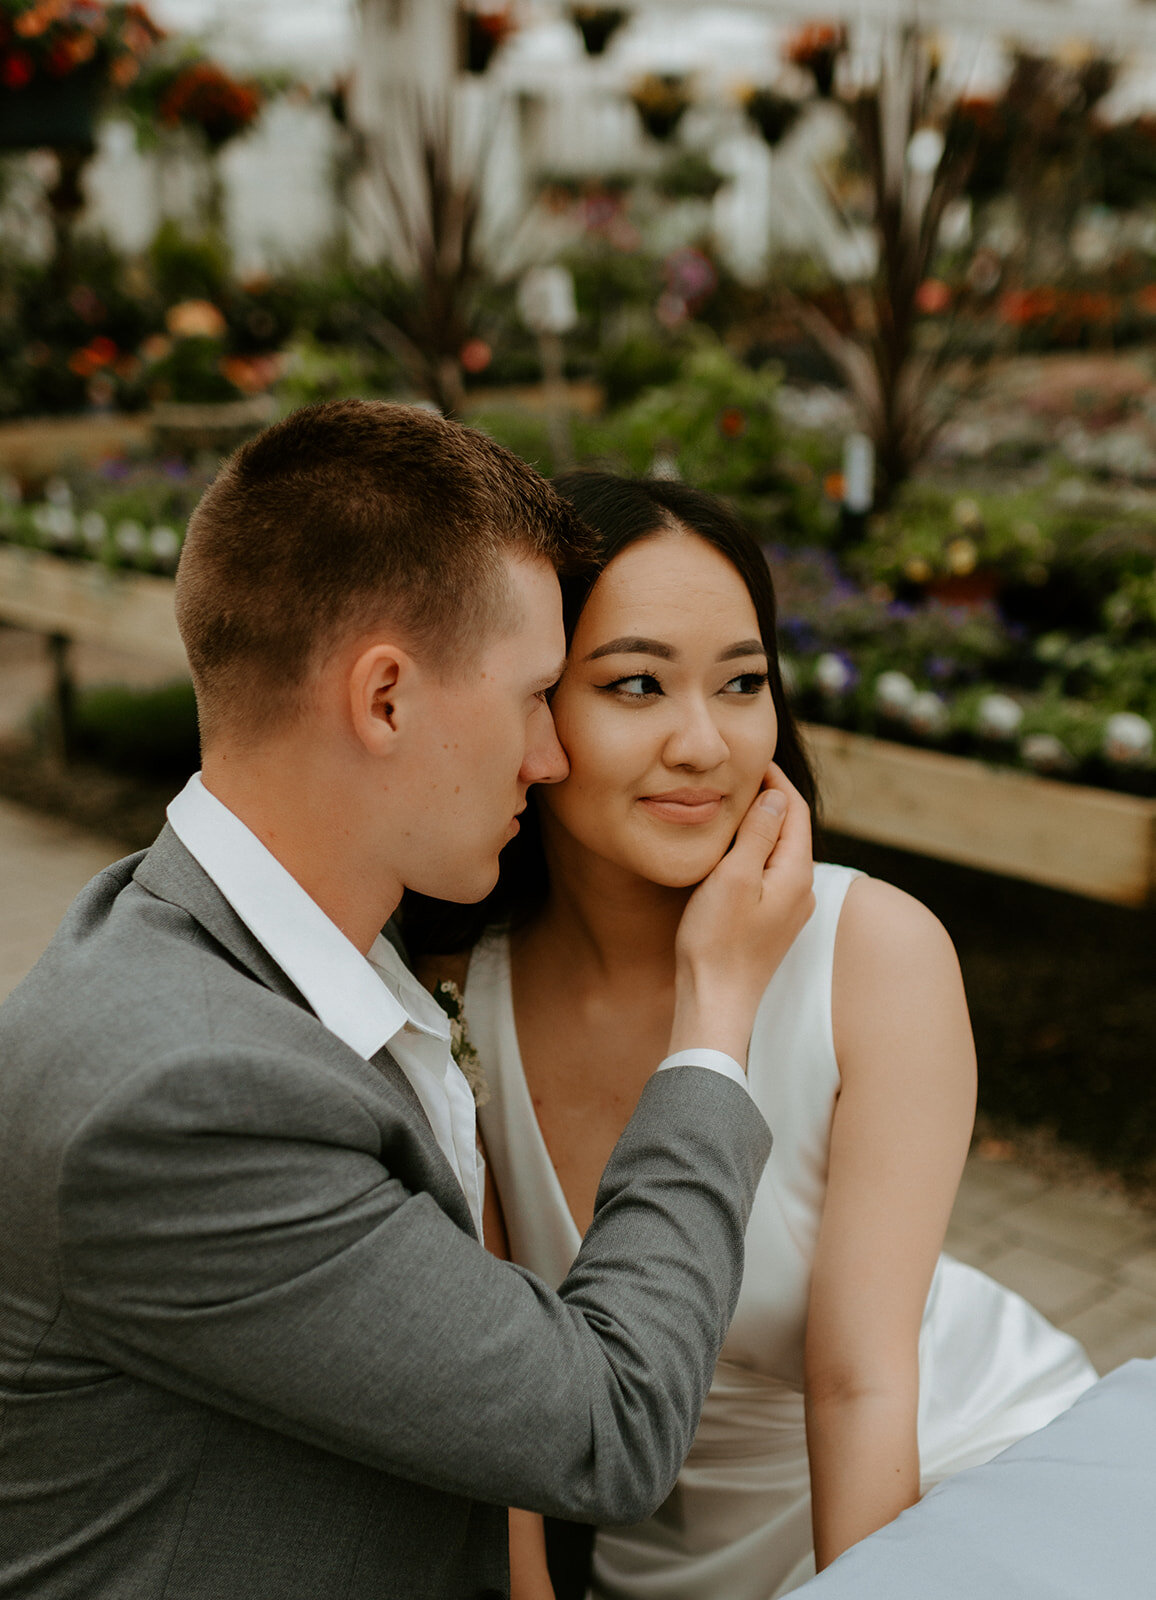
{"left": 400, "top": 554, "right": 568, "bottom": 903}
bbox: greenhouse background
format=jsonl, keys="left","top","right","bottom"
{"left": 2, "top": 0, "right": 1156, "bottom": 1375}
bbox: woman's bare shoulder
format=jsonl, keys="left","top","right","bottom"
{"left": 836, "top": 872, "right": 957, "bottom": 971}
{"left": 831, "top": 874, "right": 968, "bottom": 1072}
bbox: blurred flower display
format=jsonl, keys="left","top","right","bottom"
{"left": 0, "top": 0, "right": 163, "bottom": 95}
{"left": 154, "top": 59, "right": 261, "bottom": 149}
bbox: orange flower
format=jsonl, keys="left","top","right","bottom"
{"left": 166, "top": 299, "right": 227, "bottom": 340}
{"left": 109, "top": 51, "right": 139, "bottom": 85}
{"left": 915, "top": 279, "right": 952, "bottom": 315}
{"left": 459, "top": 338, "right": 492, "bottom": 374}
{"left": 220, "top": 352, "right": 284, "bottom": 393}
{"left": 139, "top": 333, "right": 172, "bottom": 362}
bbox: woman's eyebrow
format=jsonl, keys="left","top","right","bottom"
{"left": 583, "top": 636, "right": 675, "bottom": 663}
{"left": 719, "top": 640, "right": 767, "bottom": 662}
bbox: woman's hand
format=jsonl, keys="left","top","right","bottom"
{"left": 670, "top": 763, "right": 814, "bottom": 1066}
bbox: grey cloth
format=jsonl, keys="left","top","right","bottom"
{"left": 796, "top": 1357, "right": 1156, "bottom": 1599}
{"left": 0, "top": 825, "right": 772, "bottom": 1600}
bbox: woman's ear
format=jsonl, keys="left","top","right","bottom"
{"left": 348, "top": 642, "right": 407, "bottom": 755}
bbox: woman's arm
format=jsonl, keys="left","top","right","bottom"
{"left": 804, "top": 876, "right": 976, "bottom": 1571}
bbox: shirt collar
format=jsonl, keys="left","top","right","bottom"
{"left": 166, "top": 774, "right": 445, "bottom": 1061}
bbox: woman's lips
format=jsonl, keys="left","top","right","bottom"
{"left": 638, "top": 790, "right": 725, "bottom": 825}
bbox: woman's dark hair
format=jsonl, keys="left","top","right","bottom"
{"left": 403, "top": 472, "right": 819, "bottom": 959}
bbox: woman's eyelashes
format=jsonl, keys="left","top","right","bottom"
{"left": 601, "top": 672, "right": 663, "bottom": 699}
{"left": 720, "top": 671, "right": 770, "bottom": 696}
{"left": 598, "top": 669, "right": 769, "bottom": 701}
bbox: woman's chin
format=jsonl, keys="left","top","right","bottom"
{"left": 637, "top": 839, "right": 732, "bottom": 890}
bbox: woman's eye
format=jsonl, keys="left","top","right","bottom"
{"left": 722, "top": 671, "right": 770, "bottom": 696}
{"left": 604, "top": 673, "right": 663, "bottom": 698}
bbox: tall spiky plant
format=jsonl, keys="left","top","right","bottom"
{"left": 365, "top": 94, "right": 497, "bottom": 417}
{"left": 784, "top": 29, "right": 981, "bottom": 505}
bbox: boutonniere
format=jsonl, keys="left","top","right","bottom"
{"left": 432, "top": 980, "right": 490, "bottom": 1107}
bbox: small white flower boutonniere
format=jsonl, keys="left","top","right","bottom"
{"left": 432, "top": 980, "right": 490, "bottom": 1107}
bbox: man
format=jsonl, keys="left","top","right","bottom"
{"left": 0, "top": 401, "right": 813, "bottom": 1599}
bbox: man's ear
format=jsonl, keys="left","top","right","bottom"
{"left": 348, "top": 642, "right": 410, "bottom": 755}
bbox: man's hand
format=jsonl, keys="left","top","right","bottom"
{"left": 670, "top": 764, "right": 815, "bottom": 1067}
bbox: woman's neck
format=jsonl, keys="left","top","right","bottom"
{"left": 525, "top": 834, "right": 690, "bottom": 990}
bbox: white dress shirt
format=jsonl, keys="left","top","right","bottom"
{"left": 167, "top": 775, "right": 486, "bottom": 1238}
{"left": 166, "top": 774, "right": 750, "bottom": 1246}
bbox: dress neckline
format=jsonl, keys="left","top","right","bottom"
{"left": 470, "top": 932, "right": 585, "bottom": 1254}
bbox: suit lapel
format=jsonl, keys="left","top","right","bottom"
{"left": 133, "top": 825, "right": 477, "bottom": 1239}
{"left": 134, "top": 823, "right": 314, "bottom": 1011}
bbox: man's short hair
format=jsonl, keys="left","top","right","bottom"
{"left": 175, "top": 399, "right": 595, "bottom": 744}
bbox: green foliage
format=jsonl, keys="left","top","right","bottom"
{"left": 40, "top": 680, "right": 200, "bottom": 779}
{"left": 594, "top": 333, "right": 683, "bottom": 408}
{"left": 612, "top": 341, "right": 784, "bottom": 489}
{"left": 147, "top": 220, "right": 231, "bottom": 306}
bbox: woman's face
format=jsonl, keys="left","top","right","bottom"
{"left": 541, "top": 530, "right": 779, "bottom": 888}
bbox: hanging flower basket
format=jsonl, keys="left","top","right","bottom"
{"left": 154, "top": 59, "right": 262, "bottom": 150}
{"left": 461, "top": 5, "right": 515, "bottom": 75}
{"left": 785, "top": 23, "right": 846, "bottom": 99}
{"left": 629, "top": 74, "right": 690, "bottom": 142}
{"left": 0, "top": 60, "right": 99, "bottom": 147}
{"left": 570, "top": 6, "right": 628, "bottom": 56}
{"left": 743, "top": 86, "right": 802, "bottom": 148}
{"left": 0, "top": 0, "right": 164, "bottom": 149}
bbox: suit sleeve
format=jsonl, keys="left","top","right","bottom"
{"left": 58, "top": 1048, "right": 770, "bottom": 1524}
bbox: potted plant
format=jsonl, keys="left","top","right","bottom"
{"left": 785, "top": 22, "right": 846, "bottom": 99}
{"left": 0, "top": 0, "right": 163, "bottom": 150}
{"left": 460, "top": 4, "right": 515, "bottom": 75}
{"left": 743, "top": 85, "right": 803, "bottom": 148}
{"left": 570, "top": 6, "right": 628, "bottom": 57}
{"left": 629, "top": 74, "right": 690, "bottom": 142}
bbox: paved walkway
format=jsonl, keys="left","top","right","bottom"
{"left": 2, "top": 794, "right": 1154, "bottom": 1377}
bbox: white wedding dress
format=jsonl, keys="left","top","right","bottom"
{"left": 467, "top": 863, "right": 1098, "bottom": 1600}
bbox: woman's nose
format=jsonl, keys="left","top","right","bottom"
{"left": 663, "top": 700, "right": 729, "bottom": 769}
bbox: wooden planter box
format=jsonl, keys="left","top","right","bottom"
{"left": 805, "top": 723, "right": 1156, "bottom": 908}
{"left": 2, "top": 549, "right": 1153, "bottom": 906}
{"left": 0, "top": 545, "right": 186, "bottom": 669}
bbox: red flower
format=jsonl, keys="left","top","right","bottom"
{"left": 158, "top": 61, "right": 262, "bottom": 147}
{"left": 997, "top": 287, "right": 1060, "bottom": 326}
{"left": 915, "top": 279, "right": 952, "bottom": 315}
{"left": 717, "top": 407, "right": 747, "bottom": 439}
{"left": 1, "top": 48, "right": 35, "bottom": 88}
{"left": 1070, "top": 291, "right": 1114, "bottom": 323}
{"left": 459, "top": 338, "right": 492, "bottom": 375}
{"left": 785, "top": 23, "right": 845, "bottom": 65}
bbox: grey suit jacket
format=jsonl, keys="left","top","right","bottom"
{"left": 0, "top": 826, "right": 772, "bottom": 1600}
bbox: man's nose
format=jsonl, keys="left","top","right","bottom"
{"left": 522, "top": 707, "right": 569, "bottom": 786}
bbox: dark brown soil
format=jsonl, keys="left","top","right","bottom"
{"left": 0, "top": 735, "right": 175, "bottom": 850}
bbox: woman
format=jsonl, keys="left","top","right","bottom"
{"left": 408, "top": 473, "right": 1096, "bottom": 1600}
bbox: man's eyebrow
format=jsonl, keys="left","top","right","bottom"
{"left": 719, "top": 640, "right": 767, "bottom": 662}
{"left": 583, "top": 636, "right": 675, "bottom": 663}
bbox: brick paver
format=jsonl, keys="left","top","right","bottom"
{"left": 2, "top": 793, "right": 1153, "bottom": 1376}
